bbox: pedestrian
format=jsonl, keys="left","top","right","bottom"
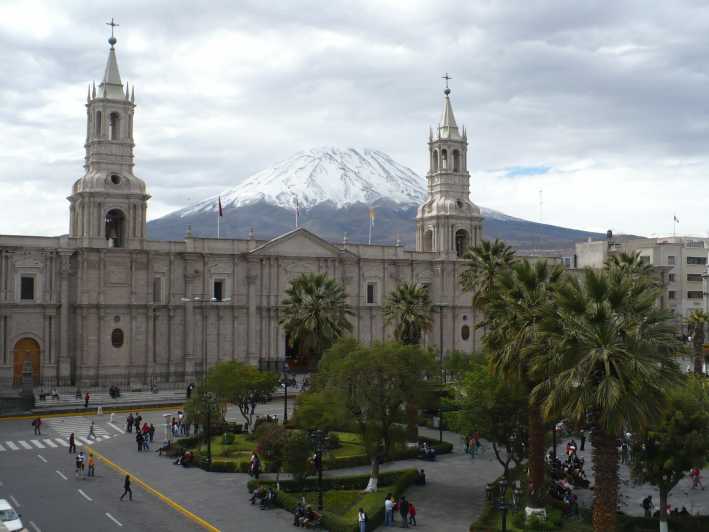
{"left": 384, "top": 494, "right": 394, "bottom": 527}
{"left": 136, "top": 431, "right": 144, "bottom": 452}
{"left": 399, "top": 496, "right": 409, "bottom": 528}
{"left": 642, "top": 495, "right": 653, "bottom": 518}
{"left": 120, "top": 474, "right": 132, "bottom": 501}
{"left": 126, "top": 413, "right": 134, "bottom": 433}
{"left": 69, "top": 432, "right": 76, "bottom": 454}
{"left": 134, "top": 414, "right": 142, "bottom": 432}
{"left": 87, "top": 453, "right": 95, "bottom": 477}
{"left": 84, "top": 391, "right": 90, "bottom": 409}
{"left": 75, "top": 453, "right": 82, "bottom": 478}
{"left": 358, "top": 507, "right": 367, "bottom": 532}
{"left": 690, "top": 467, "right": 704, "bottom": 490}
{"left": 78, "top": 451, "right": 86, "bottom": 477}
{"left": 580, "top": 430, "right": 586, "bottom": 451}
{"left": 32, "top": 417, "right": 41, "bottom": 435}
{"left": 88, "top": 421, "right": 97, "bottom": 440}
{"left": 149, "top": 423, "right": 155, "bottom": 443}
{"left": 186, "top": 383, "right": 193, "bottom": 399}
{"left": 408, "top": 501, "right": 417, "bottom": 526}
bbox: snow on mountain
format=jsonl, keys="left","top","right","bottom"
{"left": 179, "top": 147, "right": 427, "bottom": 217}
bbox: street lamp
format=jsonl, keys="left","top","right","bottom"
{"left": 496, "top": 478, "right": 509, "bottom": 532}
{"left": 201, "top": 390, "right": 217, "bottom": 471}
{"left": 309, "top": 429, "right": 328, "bottom": 511}
{"left": 282, "top": 362, "right": 291, "bottom": 424}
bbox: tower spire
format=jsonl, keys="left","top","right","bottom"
{"left": 99, "top": 19, "right": 124, "bottom": 98}
{"left": 439, "top": 73, "right": 460, "bottom": 139}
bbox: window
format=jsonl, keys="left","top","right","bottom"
{"left": 688, "top": 291, "right": 704, "bottom": 299}
{"left": 153, "top": 277, "right": 163, "bottom": 304}
{"left": 366, "top": 282, "right": 376, "bottom": 305}
{"left": 110, "top": 174, "right": 121, "bottom": 185}
{"left": 105, "top": 209, "right": 125, "bottom": 248}
{"left": 687, "top": 256, "right": 707, "bottom": 265}
{"left": 668, "top": 273, "right": 676, "bottom": 283}
{"left": 639, "top": 256, "right": 651, "bottom": 264}
{"left": 461, "top": 325, "right": 470, "bottom": 341}
{"left": 111, "top": 328, "right": 124, "bottom": 348}
{"left": 453, "top": 150, "right": 460, "bottom": 172}
{"left": 423, "top": 230, "right": 433, "bottom": 252}
{"left": 20, "top": 276, "right": 35, "bottom": 300}
{"left": 667, "top": 256, "right": 675, "bottom": 265}
{"left": 441, "top": 149, "right": 448, "bottom": 170}
{"left": 95, "top": 111, "right": 102, "bottom": 135}
{"left": 455, "top": 229, "right": 469, "bottom": 258}
{"left": 432, "top": 150, "right": 439, "bottom": 171}
{"left": 213, "top": 280, "right": 224, "bottom": 302}
{"left": 109, "top": 112, "right": 121, "bottom": 140}
{"left": 687, "top": 274, "right": 703, "bottom": 283}
{"left": 668, "top": 290, "right": 676, "bottom": 300}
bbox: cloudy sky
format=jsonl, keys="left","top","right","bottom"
{"left": 2, "top": 0, "right": 709, "bottom": 237}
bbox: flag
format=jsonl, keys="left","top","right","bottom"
{"left": 369, "top": 207, "right": 376, "bottom": 224}
{"left": 295, "top": 197, "right": 300, "bottom": 227}
{"left": 218, "top": 196, "right": 223, "bottom": 217}
{"left": 674, "top": 215, "right": 679, "bottom": 223}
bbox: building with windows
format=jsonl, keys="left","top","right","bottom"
{"left": 0, "top": 35, "right": 483, "bottom": 388}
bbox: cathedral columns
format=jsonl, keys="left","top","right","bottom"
{"left": 58, "top": 252, "right": 72, "bottom": 384}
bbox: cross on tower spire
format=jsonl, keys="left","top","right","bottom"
{"left": 106, "top": 18, "right": 119, "bottom": 47}
{"left": 442, "top": 73, "right": 452, "bottom": 95}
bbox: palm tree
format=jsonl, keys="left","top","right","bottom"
{"left": 687, "top": 310, "right": 709, "bottom": 374}
{"left": 484, "top": 259, "right": 565, "bottom": 505}
{"left": 460, "top": 239, "right": 515, "bottom": 312}
{"left": 382, "top": 282, "right": 434, "bottom": 345}
{"left": 535, "top": 267, "right": 684, "bottom": 531}
{"left": 279, "top": 272, "right": 354, "bottom": 367}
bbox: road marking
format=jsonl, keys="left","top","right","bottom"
{"left": 0, "top": 442, "right": 5, "bottom": 451}
{"left": 9, "top": 495, "right": 20, "bottom": 507}
{"left": 43, "top": 439, "right": 58, "bottom": 448}
{"left": 5, "top": 441, "right": 18, "bottom": 450}
{"left": 108, "top": 422, "right": 124, "bottom": 434}
{"left": 77, "top": 436, "right": 92, "bottom": 445}
{"left": 78, "top": 489, "right": 93, "bottom": 502}
{"left": 29, "top": 521, "right": 41, "bottom": 532}
{"left": 37, "top": 454, "right": 47, "bottom": 463}
{"left": 31, "top": 439, "right": 45, "bottom": 448}
{"left": 18, "top": 440, "right": 33, "bottom": 450}
{"left": 105, "top": 513, "right": 123, "bottom": 527}
{"left": 56, "top": 470, "right": 68, "bottom": 480}
{"left": 54, "top": 438, "right": 69, "bottom": 447}
{"left": 90, "top": 447, "right": 220, "bottom": 531}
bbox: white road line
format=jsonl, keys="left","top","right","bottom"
{"left": 9, "top": 495, "right": 20, "bottom": 507}
{"left": 105, "top": 513, "right": 123, "bottom": 527}
{"left": 56, "top": 470, "right": 68, "bottom": 480}
{"left": 31, "top": 439, "right": 45, "bottom": 449}
{"left": 18, "top": 440, "right": 33, "bottom": 450}
{"left": 77, "top": 489, "right": 93, "bottom": 502}
{"left": 108, "top": 422, "right": 124, "bottom": 434}
{"left": 54, "top": 438, "right": 69, "bottom": 447}
{"left": 43, "top": 439, "right": 58, "bottom": 448}
{"left": 100, "top": 435, "right": 111, "bottom": 441}
{"left": 5, "top": 441, "right": 19, "bottom": 450}
{"left": 0, "top": 442, "right": 5, "bottom": 451}
{"left": 29, "top": 521, "right": 42, "bottom": 532}
{"left": 77, "top": 437, "right": 92, "bottom": 445}
{"left": 37, "top": 454, "right": 47, "bottom": 463}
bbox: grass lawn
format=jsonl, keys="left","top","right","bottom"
{"left": 292, "top": 489, "right": 385, "bottom": 522}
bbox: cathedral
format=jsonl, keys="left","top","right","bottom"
{"left": 0, "top": 34, "right": 483, "bottom": 388}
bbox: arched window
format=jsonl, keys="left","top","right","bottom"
{"left": 105, "top": 209, "right": 126, "bottom": 248}
{"left": 455, "top": 229, "right": 469, "bottom": 258}
{"left": 95, "top": 111, "right": 102, "bottom": 136}
{"left": 109, "top": 112, "right": 121, "bottom": 140}
{"left": 453, "top": 150, "right": 460, "bottom": 172}
{"left": 461, "top": 325, "right": 470, "bottom": 341}
{"left": 111, "top": 328, "right": 124, "bottom": 348}
{"left": 432, "top": 150, "right": 439, "bottom": 171}
{"left": 423, "top": 230, "right": 433, "bottom": 252}
{"left": 441, "top": 149, "right": 448, "bottom": 170}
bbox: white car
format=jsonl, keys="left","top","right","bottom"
{"left": 0, "top": 499, "right": 24, "bottom": 532}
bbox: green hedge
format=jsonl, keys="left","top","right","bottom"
{"left": 249, "top": 469, "right": 418, "bottom": 532}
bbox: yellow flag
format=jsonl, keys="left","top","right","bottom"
{"left": 369, "top": 207, "right": 376, "bottom": 222}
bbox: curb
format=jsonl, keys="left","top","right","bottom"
{"left": 0, "top": 402, "right": 186, "bottom": 422}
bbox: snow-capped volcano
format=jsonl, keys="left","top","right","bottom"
{"left": 179, "top": 147, "right": 426, "bottom": 217}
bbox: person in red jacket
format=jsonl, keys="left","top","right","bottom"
{"left": 84, "top": 392, "right": 90, "bottom": 408}
{"left": 408, "top": 501, "right": 417, "bottom": 526}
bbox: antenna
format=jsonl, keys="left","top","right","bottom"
{"left": 539, "top": 189, "right": 543, "bottom": 223}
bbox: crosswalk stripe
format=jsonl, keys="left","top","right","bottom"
{"left": 55, "top": 438, "right": 69, "bottom": 447}
{"left": 77, "top": 437, "right": 92, "bottom": 445}
{"left": 18, "top": 440, "right": 33, "bottom": 450}
{"left": 100, "top": 435, "right": 111, "bottom": 441}
{"left": 108, "top": 422, "right": 124, "bottom": 434}
{"left": 6, "top": 442, "right": 19, "bottom": 450}
{"left": 30, "top": 440, "right": 45, "bottom": 449}
{"left": 43, "top": 439, "right": 58, "bottom": 448}
{"left": 0, "top": 442, "right": 5, "bottom": 451}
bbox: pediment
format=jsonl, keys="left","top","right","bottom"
{"left": 250, "top": 228, "right": 357, "bottom": 259}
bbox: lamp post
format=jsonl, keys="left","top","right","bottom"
{"left": 309, "top": 429, "right": 327, "bottom": 511}
{"left": 496, "top": 478, "right": 509, "bottom": 532}
{"left": 282, "top": 362, "right": 290, "bottom": 424}
{"left": 201, "top": 390, "right": 217, "bottom": 471}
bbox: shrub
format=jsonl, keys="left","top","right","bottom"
{"left": 547, "top": 508, "right": 562, "bottom": 528}
{"left": 327, "top": 432, "right": 341, "bottom": 449}
{"left": 526, "top": 515, "right": 544, "bottom": 530}
{"left": 511, "top": 511, "right": 525, "bottom": 528}
{"left": 223, "top": 432, "right": 235, "bottom": 445}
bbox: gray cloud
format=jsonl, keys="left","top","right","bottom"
{"left": 1, "top": 0, "right": 709, "bottom": 237}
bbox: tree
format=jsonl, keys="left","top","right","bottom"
{"left": 316, "top": 339, "right": 437, "bottom": 490}
{"left": 443, "top": 350, "right": 474, "bottom": 382}
{"left": 292, "top": 390, "right": 350, "bottom": 433}
{"left": 183, "top": 388, "right": 226, "bottom": 441}
{"left": 279, "top": 272, "right": 354, "bottom": 367}
{"left": 630, "top": 376, "right": 709, "bottom": 532}
{"left": 687, "top": 309, "right": 709, "bottom": 375}
{"left": 483, "top": 259, "right": 564, "bottom": 505}
{"left": 203, "top": 361, "right": 279, "bottom": 431}
{"left": 449, "top": 354, "right": 528, "bottom": 482}
{"left": 255, "top": 423, "right": 289, "bottom": 488}
{"left": 283, "top": 430, "right": 314, "bottom": 489}
{"left": 535, "top": 267, "right": 685, "bottom": 532}
{"left": 382, "top": 282, "right": 433, "bottom": 345}
{"left": 459, "top": 238, "right": 515, "bottom": 317}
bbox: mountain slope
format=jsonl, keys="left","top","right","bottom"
{"left": 147, "top": 147, "right": 606, "bottom": 252}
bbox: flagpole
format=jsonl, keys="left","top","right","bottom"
{"left": 217, "top": 212, "right": 220, "bottom": 239}
{"left": 295, "top": 198, "right": 299, "bottom": 228}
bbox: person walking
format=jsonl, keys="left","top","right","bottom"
{"left": 75, "top": 453, "right": 82, "bottom": 478}
{"left": 690, "top": 467, "right": 705, "bottom": 490}
{"left": 87, "top": 453, "right": 95, "bottom": 477}
{"left": 408, "top": 501, "right": 417, "bottom": 526}
{"left": 384, "top": 495, "right": 394, "bottom": 527}
{"left": 126, "top": 413, "right": 134, "bottom": 433}
{"left": 136, "top": 431, "right": 144, "bottom": 452}
{"left": 84, "top": 391, "right": 90, "bottom": 409}
{"left": 88, "top": 421, "right": 97, "bottom": 440}
{"left": 134, "top": 414, "right": 142, "bottom": 433}
{"left": 357, "top": 507, "right": 367, "bottom": 532}
{"left": 149, "top": 423, "right": 155, "bottom": 443}
{"left": 399, "top": 496, "right": 410, "bottom": 528}
{"left": 580, "top": 429, "right": 586, "bottom": 452}
{"left": 642, "top": 495, "right": 654, "bottom": 518}
{"left": 68, "top": 432, "right": 76, "bottom": 454}
{"left": 32, "top": 417, "right": 42, "bottom": 435}
{"left": 120, "top": 475, "right": 132, "bottom": 501}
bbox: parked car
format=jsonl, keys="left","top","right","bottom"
{"left": 0, "top": 499, "right": 24, "bottom": 532}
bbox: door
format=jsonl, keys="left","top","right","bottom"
{"left": 13, "top": 338, "right": 40, "bottom": 386}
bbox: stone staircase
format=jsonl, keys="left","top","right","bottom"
{"left": 33, "top": 389, "right": 186, "bottom": 413}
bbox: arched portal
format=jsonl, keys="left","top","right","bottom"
{"left": 455, "top": 229, "right": 469, "bottom": 258}
{"left": 13, "top": 338, "right": 40, "bottom": 386}
{"left": 423, "top": 229, "right": 433, "bottom": 252}
{"left": 105, "top": 209, "right": 126, "bottom": 248}
{"left": 453, "top": 150, "right": 460, "bottom": 172}
{"left": 432, "top": 150, "right": 439, "bottom": 171}
{"left": 109, "top": 112, "right": 121, "bottom": 140}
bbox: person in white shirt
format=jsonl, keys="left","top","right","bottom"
{"left": 384, "top": 495, "right": 394, "bottom": 527}
{"left": 358, "top": 507, "right": 367, "bottom": 532}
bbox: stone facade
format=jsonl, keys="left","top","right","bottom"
{"left": 0, "top": 37, "right": 482, "bottom": 388}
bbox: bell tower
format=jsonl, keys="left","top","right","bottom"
{"left": 68, "top": 20, "right": 149, "bottom": 249}
{"left": 416, "top": 76, "right": 482, "bottom": 257}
